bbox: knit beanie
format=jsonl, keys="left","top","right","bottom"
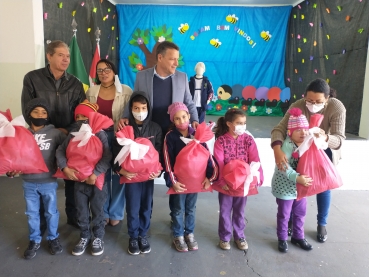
{"left": 167, "top": 102, "right": 189, "bottom": 122}
{"left": 25, "top": 98, "right": 50, "bottom": 119}
{"left": 74, "top": 100, "right": 99, "bottom": 120}
{"left": 287, "top": 107, "right": 309, "bottom": 137}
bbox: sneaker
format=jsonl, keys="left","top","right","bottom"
{"left": 48, "top": 238, "right": 63, "bottom": 255}
{"left": 91, "top": 237, "right": 104, "bottom": 256}
{"left": 278, "top": 240, "right": 288, "bottom": 253}
{"left": 72, "top": 238, "right": 90, "bottom": 256}
{"left": 138, "top": 236, "right": 151, "bottom": 254}
{"left": 219, "top": 240, "right": 231, "bottom": 250}
{"left": 317, "top": 225, "right": 328, "bottom": 243}
{"left": 184, "top": 233, "right": 198, "bottom": 251}
{"left": 173, "top": 236, "right": 188, "bottom": 252}
{"left": 128, "top": 238, "right": 140, "bottom": 255}
{"left": 291, "top": 237, "right": 313, "bottom": 251}
{"left": 24, "top": 241, "right": 40, "bottom": 260}
{"left": 235, "top": 238, "right": 248, "bottom": 250}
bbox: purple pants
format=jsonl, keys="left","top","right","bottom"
{"left": 218, "top": 192, "right": 247, "bottom": 242}
{"left": 276, "top": 198, "right": 306, "bottom": 241}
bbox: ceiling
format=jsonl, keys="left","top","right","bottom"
{"left": 108, "top": 0, "right": 302, "bottom": 7}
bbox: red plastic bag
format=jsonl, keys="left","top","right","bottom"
{"left": 115, "top": 126, "right": 162, "bottom": 184}
{"left": 296, "top": 114, "right": 343, "bottom": 200}
{"left": 213, "top": 160, "right": 259, "bottom": 197}
{"left": 54, "top": 112, "right": 113, "bottom": 190}
{"left": 167, "top": 122, "right": 214, "bottom": 194}
{"left": 0, "top": 110, "right": 48, "bottom": 174}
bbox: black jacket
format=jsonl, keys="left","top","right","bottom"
{"left": 188, "top": 75, "right": 214, "bottom": 111}
{"left": 21, "top": 66, "right": 86, "bottom": 132}
{"left": 113, "top": 91, "right": 163, "bottom": 172}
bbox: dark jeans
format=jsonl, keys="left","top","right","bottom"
{"left": 65, "top": 179, "right": 77, "bottom": 222}
{"left": 125, "top": 180, "right": 154, "bottom": 238}
{"left": 197, "top": 107, "right": 205, "bottom": 124}
{"left": 74, "top": 182, "right": 107, "bottom": 239}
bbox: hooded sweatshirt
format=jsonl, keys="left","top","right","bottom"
{"left": 22, "top": 124, "right": 66, "bottom": 183}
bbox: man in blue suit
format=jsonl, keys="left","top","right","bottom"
{"left": 119, "top": 41, "right": 199, "bottom": 133}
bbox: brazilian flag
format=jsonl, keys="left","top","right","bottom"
{"left": 67, "top": 35, "right": 89, "bottom": 92}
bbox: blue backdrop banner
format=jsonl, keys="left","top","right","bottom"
{"left": 117, "top": 4, "right": 292, "bottom": 116}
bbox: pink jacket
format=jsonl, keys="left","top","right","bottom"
{"left": 213, "top": 132, "right": 264, "bottom": 188}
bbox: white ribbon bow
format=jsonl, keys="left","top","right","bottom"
{"left": 114, "top": 137, "right": 149, "bottom": 165}
{"left": 115, "top": 75, "right": 122, "bottom": 93}
{"left": 243, "top": 161, "right": 261, "bottom": 196}
{"left": 179, "top": 136, "right": 199, "bottom": 145}
{"left": 0, "top": 114, "right": 25, "bottom": 137}
{"left": 296, "top": 127, "right": 328, "bottom": 157}
{"left": 71, "top": 124, "right": 94, "bottom": 147}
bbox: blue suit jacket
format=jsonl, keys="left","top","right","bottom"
{"left": 122, "top": 67, "right": 199, "bottom": 123}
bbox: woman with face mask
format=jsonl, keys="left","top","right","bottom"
{"left": 271, "top": 78, "right": 346, "bottom": 244}
{"left": 86, "top": 59, "right": 133, "bottom": 226}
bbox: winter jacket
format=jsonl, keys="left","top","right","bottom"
{"left": 21, "top": 66, "right": 86, "bottom": 132}
{"left": 189, "top": 75, "right": 213, "bottom": 111}
{"left": 22, "top": 124, "right": 66, "bottom": 183}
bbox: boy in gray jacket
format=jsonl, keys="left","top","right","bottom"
{"left": 8, "top": 98, "right": 66, "bottom": 259}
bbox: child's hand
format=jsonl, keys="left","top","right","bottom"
{"left": 297, "top": 175, "right": 313, "bottom": 186}
{"left": 149, "top": 170, "right": 161, "bottom": 180}
{"left": 6, "top": 171, "right": 21, "bottom": 177}
{"left": 84, "top": 173, "right": 97, "bottom": 185}
{"left": 202, "top": 177, "right": 211, "bottom": 190}
{"left": 119, "top": 168, "right": 137, "bottom": 180}
{"left": 173, "top": 182, "right": 187, "bottom": 193}
{"left": 62, "top": 167, "right": 79, "bottom": 181}
{"left": 222, "top": 184, "right": 229, "bottom": 191}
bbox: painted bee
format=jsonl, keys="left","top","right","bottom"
{"left": 226, "top": 14, "right": 238, "bottom": 24}
{"left": 178, "top": 23, "right": 189, "bottom": 34}
{"left": 260, "top": 30, "right": 272, "bottom": 41}
{"left": 210, "top": 38, "right": 222, "bottom": 48}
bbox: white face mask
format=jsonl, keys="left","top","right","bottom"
{"left": 234, "top": 124, "right": 247, "bottom": 136}
{"left": 132, "top": 111, "right": 148, "bottom": 121}
{"left": 306, "top": 102, "right": 325, "bottom": 113}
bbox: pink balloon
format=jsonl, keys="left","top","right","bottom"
{"left": 242, "top": 86, "right": 256, "bottom": 100}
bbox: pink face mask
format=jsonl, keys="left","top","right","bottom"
{"left": 176, "top": 121, "right": 189, "bottom": 131}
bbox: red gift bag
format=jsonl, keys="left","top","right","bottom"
{"left": 213, "top": 160, "right": 260, "bottom": 197}
{"left": 54, "top": 112, "right": 113, "bottom": 190}
{"left": 167, "top": 122, "right": 215, "bottom": 194}
{"left": 0, "top": 110, "right": 48, "bottom": 174}
{"left": 296, "top": 114, "right": 343, "bottom": 200}
{"left": 115, "top": 126, "right": 162, "bottom": 184}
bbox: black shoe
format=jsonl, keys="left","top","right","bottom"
{"left": 317, "top": 225, "right": 328, "bottom": 243}
{"left": 291, "top": 237, "right": 313, "bottom": 251}
{"left": 48, "top": 238, "right": 63, "bottom": 255}
{"left": 278, "top": 240, "right": 288, "bottom": 253}
{"left": 91, "top": 237, "right": 104, "bottom": 256}
{"left": 287, "top": 220, "right": 292, "bottom": 236}
{"left": 138, "top": 236, "right": 151, "bottom": 254}
{"left": 72, "top": 238, "right": 90, "bottom": 256}
{"left": 24, "top": 241, "right": 40, "bottom": 260}
{"left": 128, "top": 238, "right": 140, "bottom": 255}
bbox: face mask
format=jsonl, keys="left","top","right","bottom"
{"left": 234, "top": 124, "right": 247, "bottom": 136}
{"left": 132, "top": 111, "right": 148, "bottom": 121}
{"left": 30, "top": 117, "right": 48, "bottom": 127}
{"left": 76, "top": 119, "right": 89, "bottom": 128}
{"left": 306, "top": 102, "right": 325, "bottom": 113}
{"left": 176, "top": 121, "right": 189, "bottom": 131}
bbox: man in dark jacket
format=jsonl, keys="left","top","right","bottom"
{"left": 21, "top": 40, "right": 86, "bottom": 228}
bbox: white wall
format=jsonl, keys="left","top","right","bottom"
{"left": 0, "top": 0, "right": 44, "bottom": 117}
{"left": 359, "top": 39, "right": 369, "bottom": 139}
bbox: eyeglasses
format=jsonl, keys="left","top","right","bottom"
{"left": 96, "top": 68, "right": 112, "bottom": 74}
{"left": 304, "top": 99, "right": 325, "bottom": 105}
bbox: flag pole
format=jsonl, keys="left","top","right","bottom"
{"left": 71, "top": 18, "right": 78, "bottom": 37}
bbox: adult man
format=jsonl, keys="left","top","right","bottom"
{"left": 119, "top": 41, "right": 199, "bottom": 133}
{"left": 21, "top": 40, "right": 86, "bottom": 227}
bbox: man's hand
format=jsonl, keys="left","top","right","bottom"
{"left": 117, "top": 118, "right": 129, "bottom": 131}
{"left": 192, "top": 121, "right": 199, "bottom": 130}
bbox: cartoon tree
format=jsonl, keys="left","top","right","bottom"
{"left": 128, "top": 24, "right": 184, "bottom": 72}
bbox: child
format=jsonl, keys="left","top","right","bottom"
{"left": 213, "top": 108, "right": 264, "bottom": 251}
{"left": 271, "top": 108, "right": 313, "bottom": 253}
{"left": 113, "top": 91, "right": 162, "bottom": 255}
{"left": 56, "top": 100, "right": 112, "bottom": 256}
{"left": 8, "top": 98, "right": 66, "bottom": 259}
{"left": 163, "top": 102, "right": 218, "bottom": 252}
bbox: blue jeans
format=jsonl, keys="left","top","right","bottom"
{"left": 170, "top": 193, "right": 198, "bottom": 237}
{"left": 103, "top": 130, "right": 126, "bottom": 220}
{"left": 23, "top": 181, "right": 59, "bottom": 242}
{"left": 316, "top": 148, "right": 333, "bottom": 226}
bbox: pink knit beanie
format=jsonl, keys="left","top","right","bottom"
{"left": 287, "top": 107, "right": 309, "bottom": 136}
{"left": 167, "top": 102, "right": 189, "bottom": 122}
